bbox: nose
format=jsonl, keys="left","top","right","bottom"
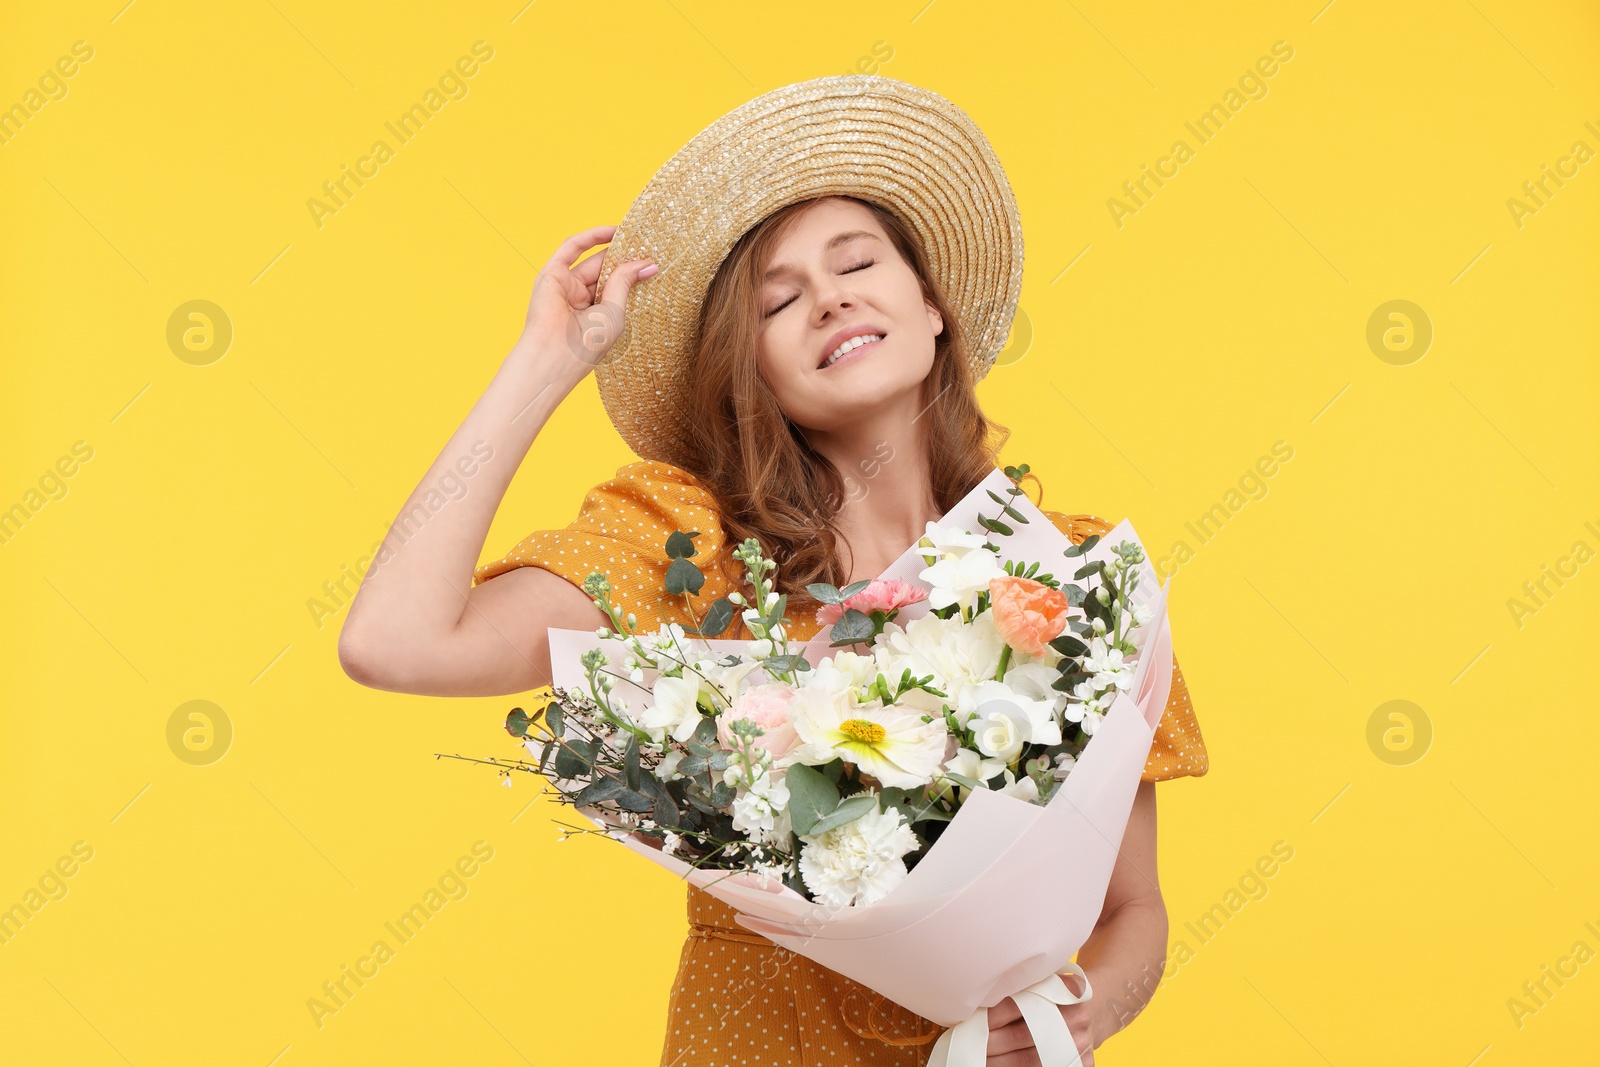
{"left": 810, "top": 282, "right": 856, "bottom": 326}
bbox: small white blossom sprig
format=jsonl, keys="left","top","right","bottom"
{"left": 1046, "top": 531, "right": 1150, "bottom": 748}
{"left": 726, "top": 537, "right": 812, "bottom": 686}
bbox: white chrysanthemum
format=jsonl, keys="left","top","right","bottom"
{"left": 798, "top": 805, "right": 919, "bottom": 909}
{"left": 872, "top": 611, "right": 1005, "bottom": 703}
{"left": 817, "top": 650, "right": 879, "bottom": 694}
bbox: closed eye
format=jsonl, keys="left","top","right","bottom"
{"left": 763, "top": 259, "right": 877, "bottom": 318}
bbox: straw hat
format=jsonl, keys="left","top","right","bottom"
{"left": 589, "top": 74, "right": 1024, "bottom": 471}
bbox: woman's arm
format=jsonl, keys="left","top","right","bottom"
{"left": 336, "top": 228, "right": 659, "bottom": 697}
{"left": 985, "top": 780, "right": 1167, "bottom": 1065}
{"left": 1075, "top": 779, "right": 1168, "bottom": 1044}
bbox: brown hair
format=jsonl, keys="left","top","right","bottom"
{"left": 675, "top": 195, "right": 1014, "bottom": 627}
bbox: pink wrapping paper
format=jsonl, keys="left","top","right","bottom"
{"left": 541, "top": 466, "right": 1175, "bottom": 1033}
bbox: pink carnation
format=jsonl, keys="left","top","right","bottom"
{"left": 814, "top": 577, "right": 928, "bottom": 627}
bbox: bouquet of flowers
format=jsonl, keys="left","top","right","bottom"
{"left": 447, "top": 463, "right": 1177, "bottom": 1067}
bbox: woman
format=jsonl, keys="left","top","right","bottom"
{"left": 339, "top": 76, "right": 1207, "bottom": 1066}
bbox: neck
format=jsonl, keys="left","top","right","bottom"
{"left": 803, "top": 392, "right": 943, "bottom": 580}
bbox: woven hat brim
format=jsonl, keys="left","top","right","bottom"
{"left": 590, "top": 74, "right": 1024, "bottom": 471}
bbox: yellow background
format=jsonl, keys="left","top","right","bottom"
{"left": 3, "top": 1, "right": 1597, "bottom": 1063}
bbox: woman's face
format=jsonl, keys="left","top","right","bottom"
{"left": 754, "top": 197, "right": 943, "bottom": 434}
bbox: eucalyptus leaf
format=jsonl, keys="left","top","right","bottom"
{"left": 575, "top": 776, "right": 628, "bottom": 806}
{"left": 784, "top": 762, "right": 841, "bottom": 836}
{"left": 977, "top": 515, "right": 1013, "bottom": 537}
{"left": 829, "top": 608, "right": 876, "bottom": 647}
{"left": 686, "top": 597, "right": 734, "bottom": 637}
{"left": 1062, "top": 533, "right": 1101, "bottom": 557}
{"left": 1049, "top": 634, "right": 1089, "bottom": 658}
{"left": 1072, "top": 560, "right": 1104, "bottom": 580}
{"left": 664, "top": 530, "right": 700, "bottom": 559}
{"left": 807, "top": 793, "right": 879, "bottom": 836}
{"left": 554, "top": 739, "right": 593, "bottom": 779}
{"left": 807, "top": 582, "right": 844, "bottom": 605}
{"left": 504, "top": 707, "right": 532, "bottom": 738}
{"left": 624, "top": 734, "right": 641, "bottom": 791}
{"left": 665, "top": 556, "right": 705, "bottom": 595}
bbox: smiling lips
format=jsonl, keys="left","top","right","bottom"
{"left": 820, "top": 331, "right": 887, "bottom": 370}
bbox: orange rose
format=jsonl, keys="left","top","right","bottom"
{"left": 987, "top": 575, "right": 1071, "bottom": 657}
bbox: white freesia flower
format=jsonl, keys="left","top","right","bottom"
{"left": 918, "top": 547, "right": 1005, "bottom": 616}
{"left": 995, "top": 769, "right": 1040, "bottom": 804}
{"left": 798, "top": 805, "right": 919, "bottom": 909}
{"left": 957, "top": 680, "right": 1062, "bottom": 755}
{"left": 635, "top": 675, "right": 704, "bottom": 743}
{"left": 786, "top": 687, "right": 947, "bottom": 789}
{"left": 701, "top": 657, "right": 767, "bottom": 708}
{"left": 998, "top": 660, "right": 1068, "bottom": 710}
{"left": 915, "top": 522, "right": 989, "bottom": 563}
{"left": 963, "top": 704, "right": 1032, "bottom": 763}
{"left": 1131, "top": 601, "right": 1154, "bottom": 627}
{"left": 939, "top": 746, "right": 1007, "bottom": 794}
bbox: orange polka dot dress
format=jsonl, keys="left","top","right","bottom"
{"left": 473, "top": 459, "right": 1210, "bottom": 1066}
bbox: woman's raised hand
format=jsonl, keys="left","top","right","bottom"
{"left": 519, "top": 224, "right": 658, "bottom": 378}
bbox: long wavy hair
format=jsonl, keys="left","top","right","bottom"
{"left": 680, "top": 195, "right": 1016, "bottom": 627}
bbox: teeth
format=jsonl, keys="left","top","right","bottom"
{"left": 824, "top": 334, "right": 883, "bottom": 367}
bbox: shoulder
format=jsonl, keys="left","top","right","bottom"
{"left": 1039, "top": 509, "right": 1116, "bottom": 546}
{"left": 599, "top": 460, "right": 718, "bottom": 503}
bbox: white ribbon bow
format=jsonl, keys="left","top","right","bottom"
{"left": 927, "top": 962, "right": 1092, "bottom": 1067}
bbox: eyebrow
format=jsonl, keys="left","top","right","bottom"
{"left": 760, "top": 230, "right": 882, "bottom": 283}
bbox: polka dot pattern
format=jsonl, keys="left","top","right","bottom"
{"left": 473, "top": 460, "right": 1211, "bottom": 1063}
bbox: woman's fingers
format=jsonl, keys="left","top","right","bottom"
{"left": 987, "top": 1016, "right": 1040, "bottom": 1058}
{"left": 544, "top": 225, "right": 617, "bottom": 273}
{"left": 570, "top": 249, "right": 607, "bottom": 288}
{"left": 987, "top": 997, "right": 1022, "bottom": 1028}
